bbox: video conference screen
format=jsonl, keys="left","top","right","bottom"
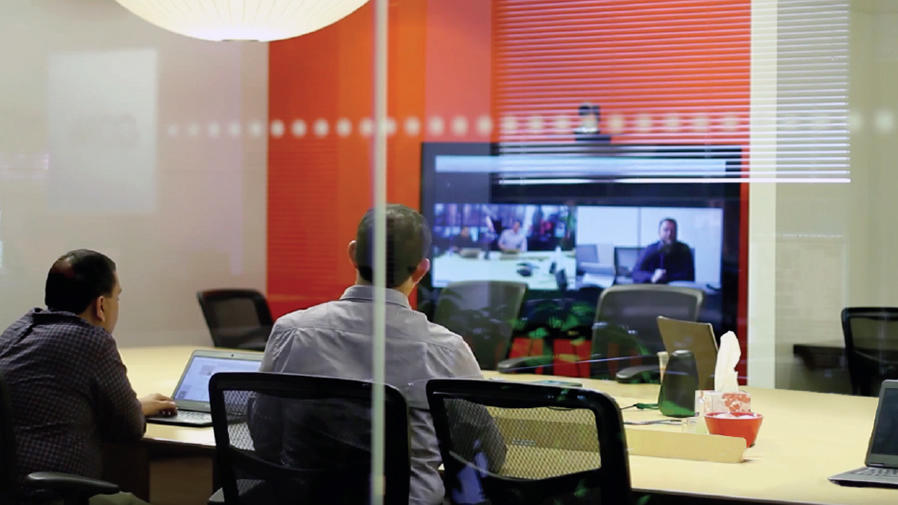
{"left": 432, "top": 203, "right": 577, "bottom": 290}
{"left": 420, "top": 141, "right": 743, "bottom": 331}
{"left": 431, "top": 203, "right": 723, "bottom": 291}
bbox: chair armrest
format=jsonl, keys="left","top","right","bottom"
{"left": 614, "top": 363, "right": 660, "bottom": 383}
{"left": 499, "top": 354, "right": 660, "bottom": 384}
{"left": 496, "top": 355, "right": 554, "bottom": 374}
{"left": 26, "top": 471, "right": 119, "bottom": 496}
{"left": 586, "top": 353, "right": 658, "bottom": 383}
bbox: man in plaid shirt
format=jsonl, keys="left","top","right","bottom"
{"left": 0, "top": 249, "right": 176, "bottom": 504}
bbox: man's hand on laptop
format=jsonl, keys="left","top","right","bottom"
{"left": 140, "top": 393, "right": 178, "bottom": 417}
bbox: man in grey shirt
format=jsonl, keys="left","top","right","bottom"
{"left": 259, "top": 204, "right": 504, "bottom": 505}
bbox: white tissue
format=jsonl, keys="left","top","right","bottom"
{"left": 714, "top": 331, "right": 740, "bottom": 392}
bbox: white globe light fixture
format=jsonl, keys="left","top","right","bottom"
{"left": 114, "top": 0, "right": 369, "bottom": 42}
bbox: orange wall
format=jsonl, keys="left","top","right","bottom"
{"left": 268, "top": 0, "right": 491, "bottom": 316}
{"left": 490, "top": 0, "right": 751, "bottom": 144}
{"left": 267, "top": 0, "right": 752, "bottom": 375}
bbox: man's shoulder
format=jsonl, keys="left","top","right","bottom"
{"left": 644, "top": 241, "right": 662, "bottom": 251}
{"left": 273, "top": 301, "right": 337, "bottom": 328}
{"left": 638, "top": 242, "right": 661, "bottom": 258}
{"left": 1, "top": 310, "right": 34, "bottom": 335}
{"left": 420, "top": 320, "right": 476, "bottom": 354}
{"left": 673, "top": 241, "right": 693, "bottom": 254}
{"left": 1, "top": 310, "right": 116, "bottom": 362}
{"left": 7, "top": 309, "right": 108, "bottom": 339}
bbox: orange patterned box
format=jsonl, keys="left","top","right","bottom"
{"left": 694, "top": 390, "right": 752, "bottom": 415}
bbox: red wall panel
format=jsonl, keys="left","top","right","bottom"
{"left": 268, "top": 0, "right": 750, "bottom": 380}
{"left": 267, "top": 0, "right": 490, "bottom": 317}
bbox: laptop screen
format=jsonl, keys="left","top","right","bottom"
{"left": 173, "top": 353, "right": 261, "bottom": 406}
{"left": 868, "top": 381, "right": 898, "bottom": 466}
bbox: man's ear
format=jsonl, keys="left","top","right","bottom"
{"left": 347, "top": 240, "right": 358, "bottom": 268}
{"left": 92, "top": 295, "right": 107, "bottom": 323}
{"left": 410, "top": 258, "right": 430, "bottom": 284}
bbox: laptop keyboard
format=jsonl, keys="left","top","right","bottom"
{"left": 171, "top": 410, "right": 211, "bottom": 421}
{"left": 150, "top": 410, "right": 211, "bottom": 422}
{"left": 856, "top": 467, "right": 898, "bottom": 477}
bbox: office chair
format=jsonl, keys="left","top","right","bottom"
{"left": 595, "top": 284, "right": 704, "bottom": 353}
{"left": 208, "top": 372, "right": 410, "bottom": 505}
{"left": 591, "top": 284, "right": 704, "bottom": 380}
{"left": 433, "top": 281, "right": 528, "bottom": 370}
{"left": 0, "top": 372, "right": 119, "bottom": 505}
{"left": 427, "top": 379, "right": 631, "bottom": 505}
{"left": 841, "top": 307, "right": 898, "bottom": 396}
{"left": 197, "top": 289, "right": 273, "bottom": 351}
{"left": 497, "top": 284, "right": 703, "bottom": 381}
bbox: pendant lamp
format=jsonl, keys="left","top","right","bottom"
{"left": 114, "top": 0, "right": 368, "bottom": 42}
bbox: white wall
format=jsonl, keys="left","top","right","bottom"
{"left": 768, "top": 0, "right": 898, "bottom": 391}
{"left": 0, "top": 0, "right": 268, "bottom": 346}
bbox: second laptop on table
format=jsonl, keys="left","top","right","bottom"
{"left": 830, "top": 380, "right": 898, "bottom": 488}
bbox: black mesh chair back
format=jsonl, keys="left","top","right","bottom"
{"left": 427, "top": 379, "right": 630, "bottom": 505}
{"left": 209, "top": 372, "right": 410, "bottom": 505}
{"left": 433, "top": 281, "right": 528, "bottom": 370}
{"left": 197, "top": 289, "right": 274, "bottom": 350}
{"left": 841, "top": 307, "right": 898, "bottom": 396}
{"left": 594, "top": 284, "right": 704, "bottom": 355}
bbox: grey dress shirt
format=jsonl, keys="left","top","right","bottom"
{"left": 260, "top": 285, "right": 484, "bottom": 505}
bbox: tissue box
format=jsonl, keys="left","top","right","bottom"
{"left": 694, "top": 390, "right": 752, "bottom": 416}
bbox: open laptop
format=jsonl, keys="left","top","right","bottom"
{"left": 830, "top": 380, "right": 898, "bottom": 487}
{"left": 147, "top": 349, "right": 262, "bottom": 427}
{"left": 657, "top": 316, "right": 719, "bottom": 391}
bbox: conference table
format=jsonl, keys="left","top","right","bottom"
{"left": 121, "top": 346, "right": 895, "bottom": 505}
{"left": 431, "top": 250, "right": 577, "bottom": 290}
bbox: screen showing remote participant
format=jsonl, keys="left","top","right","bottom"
{"left": 419, "top": 141, "right": 743, "bottom": 334}
{"left": 575, "top": 205, "right": 723, "bottom": 289}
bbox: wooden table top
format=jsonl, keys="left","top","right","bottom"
{"left": 120, "top": 345, "right": 896, "bottom": 504}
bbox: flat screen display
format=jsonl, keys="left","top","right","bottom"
{"left": 420, "top": 141, "right": 744, "bottom": 333}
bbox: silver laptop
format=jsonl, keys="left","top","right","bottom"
{"left": 147, "top": 349, "right": 262, "bottom": 427}
{"left": 830, "top": 380, "right": 898, "bottom": 487}
{"left": 657, "top": 316, "right": 719, "bottom": 391}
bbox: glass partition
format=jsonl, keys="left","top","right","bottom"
{"left": 2, "top": 0, "right": 897, "bottom": 504}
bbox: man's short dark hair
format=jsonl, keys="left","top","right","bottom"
{"left": 355, "top": 204, "right": 431, "bottom": 288}
{"left": 659, "top": 217, "right": 677, "bottom": 229}
{"left": 45, "top": 249, "right": 117, "bottom": 314}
